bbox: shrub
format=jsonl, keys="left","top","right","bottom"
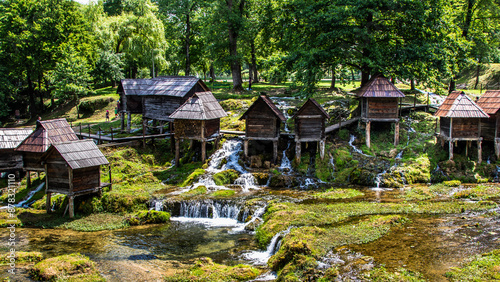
{"left": 127, "top": 210, "right": 170, "bottom": 225}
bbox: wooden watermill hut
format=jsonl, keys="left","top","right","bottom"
{"left": 41, "top": 139, "right": 110, "bottom": 218}
{"left": 240, "top": 94, "right": 286, "bottom": 163}
{"left": 0, "top": 128, "right": 33, "bottom": 174}
{"left": 292, "top": 98, "right": 330, "bottom": 163}
{"left": 15, "top": 118, "right": 78, "bottom": 186}
{"left": 118, "top": 76, "right": 210, "bottom": 132}
{"left": 169, "top": 91, "right": 227, "bottom": 164}
{"left": 476, "top": 90, "right": 500, "bottom": 158}
{"left": 356, "top": 75, "right": 405, "bottom": 148}
{"left": 435, "top": 91, "right": 489, "bottom": 163}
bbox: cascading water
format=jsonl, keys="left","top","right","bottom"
{"left": 373, "top": 171, "right": 386, "bottom": 189}
{"left": 349, "top": 135, "right": 371, "bottom": 157}
{"left": 16, "top": 182, "right": 45, "bottom": 208}
{"left": 243, "top": 226, "right": 294, "bottom": 265}
{"left": 395, "top": 150, "right": 404, "bottom": 160}
{"left": 279, "top": 141, "right": 292, "bottom": 174}
{"left": 272, "top": 98, "right": 292, "bottom": 132}
{"left": 329, "top": 156, "right": 335, "bottom": 180}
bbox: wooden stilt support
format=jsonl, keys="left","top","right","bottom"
{"left": 319, "top": 139, "right": 326, "bottom": 160}
{"left": 394, "top": 122, "right": 400, "bottom": 146}
{"left": 108, "top": 165, "right": 113, "bottom": 191}
{"left": 295, "top": 141, "right": 301, "bottom": 164}
{"left": 496, "top": 140, "right": 500, "bottom": 159}
{"left": 449, "top": 139, "right": 454, "bottom": 160}
{"left": 68, "top": 196, "right": 74, "bottom": 219}
{"left": 244, "top": 139, "right": 249, "bottom": 158}
{"left": 121, "top": 112, "right": 125, "bottom": 131}
{"left": 366, "top": 121, "right": 371, "bottom": 148}
{"left": 201, "top": 140, "right": 207, "bottom": 163}
{"left": 142, "top": 119, "right": 146, "bottom": 148}
{"left": 465, "top": 141, "right": 470, "bottom": 157}
{"left": 478, "top": 139, "right": 483, "bottom": 164}
{"left": 175, "top": 138, "right": 180, "bottom": 166}
{"left": 46, "top": 192, "right": 52, "bottom": 213}
{"left": 273, "top": 140, "right": 278, "bottom": 164}
{"left": 127, "top": 112, "right": 131, "bottom": 133}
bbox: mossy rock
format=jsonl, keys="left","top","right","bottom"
{"left": 180, "top": 169, "right": 206, "bottom": 187}
{"left": 269, "top": 175, "right": 298, "bottom": 188}
{"left": 252, "top": 173, "right": 270, "bottom": 185}
{"left": 30, "top": 253, "right": 105, "bottom": 281}
{"left": 127, "top": 210, "right": 170, "bottom": 225}
{"left": 349, "top": 168, "right": 376, "bottom": 186}
{"left": 213, "top": 169, "right": 240, "bottom": 186}
{"left": 1, "top": 251, "right": 43, "bottom": 265}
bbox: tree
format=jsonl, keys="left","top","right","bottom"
{"left": 93, "top": 51, "right": 125, "bottom": 87}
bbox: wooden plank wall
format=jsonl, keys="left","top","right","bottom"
{"left": 174, "top": 120, "right": 203, "bottom": 138}
{"left": 73, "top": 167, "right": 100, "bottom": 192}
{"left": 23, "top": 152, "right": 44, "bottom": 170}
{"left": 246, "top": 101, "right": 278, "bottom": 138}
{"left": 367, "top": 98, "right": 398, "bottom": 119}
{"left": 481, "top": 115, "right": 496, "bottom": 140}
{"left": 452, "top": 118, "right": 480, "bottom": 138}
{"left": 204, "top": 119, "right": 220, "bottom": 137}
{"left": 0, "top": 150, "right": 23, "bottom": 170}
{"left": 296, "top": 118, "right": 323, "bottom": 140}
{"left": 46, "top": 160, "right": 70, "bottom": 192}
{"left": 144, "top": 96, "right": 188, "bottom": 121}
{"left": 125, "top": 95, "right": 143, "bottom": 114}
{"left": 440, "top": 117, "right": 451, "bottom": 138}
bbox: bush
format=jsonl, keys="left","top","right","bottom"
{"left": 127, "top": 210, "right": 170, "bottom": 225}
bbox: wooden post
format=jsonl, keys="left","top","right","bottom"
{"left": 88, "top": 124, "right": 91, "bottom": 138}
{"left": 142, "top": 119, "right": 146, "bottom": 148}
{"left": 394, "top": 122, "right": 400, "bottom": 146}
{"left": 69, "top": 196, "right": 74, "bottom": 219}
{"left": 79, "top": 123, "right": 82, "bottom": 135}
{"left": 449, "top": 139, "right": 454, "bottom": 160}
{"left": 319, "top": 139, "right": 326, "bottom": 160}
{"left": 175, "top": 138, "right": 180, "bottom": 166}
{"left": 244, "top": 139, "right": 249, "bottom": 158}
{"left": 478, "top": 139, "right": 483, "bottom": 164}
{"left": 108, "top": 165, "right": 112, "bottom": 191}
{"left": 295, "top": 141, "right": 301, "bottom": 164}
{"left": 46, "top": 193, "right": 51, "bottom": 213}
{"left": 426, "top": 92, "right": 430, "bottom": 112}
{"left": 465, "top": 141, "right": 469, "bottom": 157}
{"left": 127, "top": 112, "right": 131, "bottom": 133}
{"left": 98, "top": 126, "right": 102, "bottom": 145}
{"left": 201, "top": 140, "right": 207, "bottom": 163}
{"left": 366, "top": 121, "right": 371, "bottom": 148}
{"left": 414, "top": 93, "right": 417, "bottom": 108}
{"left": 273, "top": 140, "right": 278, "bottom": 164}
{"left": 121, "top": 111, "right": 125, "bottom": 132}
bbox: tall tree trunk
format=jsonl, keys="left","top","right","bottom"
{"left": 27, "top": 73, "right": 36, "bottom": 119}
{"left": 185, "top": 13, "right": 191, "bottom": 76}
{"left": 449, "top": 78, "right": 456, "bottom": 93}
{"left": 38, "top": 74, "right": 44, "bottom": 112}
{"left": 330, "top": 67, "right": 336, "bottom": 90}
{"left": 351, "top": 69, "right": 355, "bottom": 81}
{"left": 474, "top": 60, "right": 481, "bottom": 89}
{"left": 361, "top": 66, "right": 370, "bottom": 87}
{"left": 411, "top": 79, "right": 415, "bottom": 90}
{"left": 462, "top": 0, "right": 475, "bottom": 39}
{"left": 251, "top": 40, "right": 258, "bottom": 83}
{"left": 227, "top": 0, "right": 244, "bottom": 92}
{"left": 209, "top": 63, "right": 215, "bottom": 83}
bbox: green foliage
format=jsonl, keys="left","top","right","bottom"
{"left": 78, "top": 98, "right": 114, "bottom": 116}
{"left": 213, "top": 169, "right": 240, "bottom": 186}
{"left": 311, "top": 188, "right": 364, "bottom": 200}
{"left": 443, "top": 180, "right": 462, "bottom": 187}
{"left": 337, "top": 129, "right": 349, "bottom": 141}
{"left": 164, "top": 257, "right": 260, "bottom": 282}
{"left": 30, "top": 253, "right": 105, "bottom": 282}
{"left": 181, "top": 186, "right": 208, "bottom": 197}
{"left": 1, "top": 251, "right": 43, "bottom": 266}
{"left": 453, "top": 185, "right": 500, "bottom": 200}
{"left": 445, "top": 249, "right": 500, "bottom": 281}
{"left": 180, "top": 169, "right": 206, "bottom": 187}
{"left": 209, "top": 189, "right": 236, "bottom": 198}
{"left": 127, "top": 210, "right": 170, "bottom": 225}
{"left": 61, "top": 213, "right": 128, "bottom": 232}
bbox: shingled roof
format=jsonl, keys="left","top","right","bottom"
{"left": 435, "top": 91, "right": 489, "bottom": 118}
{"left": 0, "top": 128, "right": 33, "bottom": 150}
{"left": 356, "top": 75, "right": 405, "bottom": 98}
{"left": 240, "top": 95, "right": 286, "bottom": 122}
{"left": 293, "top": 98, "right": 330, "bottom": 119}
{"left": 118, "top": 76, "right": 209, "bottom": 97}
{"left": 43, "top": 139, "right": 109, "bottom": 170}
{"left": 15, "top": 118, "right": 78, "bottom": 153}
{"left": 169, "top": 92, "right": 227, "bottom": 120}
{"left": 476, "top": 90, "right": 500, "bottom": 115}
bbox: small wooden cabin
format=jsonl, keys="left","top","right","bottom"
{"left": 356, "top": 75, "right": 405, "bottom": 147}
{"left": 118, "top": 76, "right": 210, "bottom": 132}
{"left": 240, "top": 94, "right": 286, "bottom": 163}
{"left": 41, "top": 139, "right": 110, "bottom": 218}
{"left": 476, "top": 90, "right": 500, "bottom": 157}
{"left": 15, "top": 118, "right": 78, "bottom": 179}
{"left": 0, "top": 128, "right": 33, "bottom": 174}
{"left": 293, "top": 98, "right": 330, "bottom": 163}
{"left": 435, "top": 91, "right": 489, "bottom": 163}
{"left": 169, "top": 91, "right": 227, "bottom": 164}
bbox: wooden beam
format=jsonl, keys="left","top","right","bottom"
{"left": 46, "top": 192, "right": 51, "bottom": 213}
{"left": 478, "top": 140, "right": 483, "bottom": 164}
{"left": 175, "top": 138, "right": 180, "bottom": 166}
{"left": 319, "top": 139, "right": 325, "bottom": 160}
{"left": 273, "top": 140, "right": 278, "bottom": 164}
{"left": 366, "top": 121, "right": 371, "bottom": 148}
{"left": 295, "top": 141, "right": 301, "bottom": 164}
{"left": 69, "top": 196, "right": 74, "bottom": 219}
{"left": 296, "top": 115, "right": 323, "bottom": 119}
{"left": 127, "top": 112, "right": 132, "bottom": 133}
{"left": 449, "top": 139, "right": 454, "bottom": 161}
{"left": 201, "top": 140, "right": 207, "bottom": 163}
{"left": 394, "top": 122, "right": 400, "bottom": 146}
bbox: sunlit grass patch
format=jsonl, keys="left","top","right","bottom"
{"left": 311, "top": 188, "right": 364, "bottom": 200}
{"left": 30, "top": 253, "right": 105, "bottom": 281}
{"left": 445, "top": 249, "right": 500, "bottom": 281}
{"left": 61, "top": 213, "right": 128, "bottom": 231}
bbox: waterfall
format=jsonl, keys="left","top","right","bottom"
{"left": 279, "top": 141, "right": 292, "bottom": 174}
{"left": 243, "top": 226, "right": 293, "bottom": 265}
{"left": 373, "top": 171, "right": 386, "bottom": 189}
{"left": 329, "top": 156, "right": 335, "bottom": 179}
{"left": 234, "top": 173, "right": 258, "bottom": 192}
{"left": 16, "top": 183, "right": 45, "bottom": 208}
{"left": 349, "top": 135, "right": 371, "bottom": 157}
{"left": 300, "top": 178, "right": 317, "bottom": 189}
{"left": 272, "top": 98, "right": 292, "bottom": 132}
{"left": 395, "top": 150, "right": 404, "bottom": 160}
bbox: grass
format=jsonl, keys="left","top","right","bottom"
{"left": 60, "top": 213, "right": 128, "bottom": 231}
{"left": 311, "top": 188, "right": 364, "bottom": 200}
{"left": 445, "top": 249, "right": 500, "bottom": 281}
{"left": 1, "top": 251, "right": 43, "bottom": 266}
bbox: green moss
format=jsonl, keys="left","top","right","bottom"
{"left": 453, "top": 184, "right": 500, "bottom": 200}
{"left": 164, "top": 257, "right": 260, "bottom": 282}
{"left": 127, "top": 210, "right": 170, "bottom": 225}
{"left": 78, "top": 193, "right": 149, "bottom": 214}
{"left": 400, "top": 186, "right": 434, "bottom": 201}
{"left": 213, "top": 169, "right": 240, "bottom": 186}
{"left": 252, "top": 173, "right": 270, "bottom": 185}
{"left": 61, "top": 213, "right": 128, "bottom": 231}
{"left": 209, "top": 189, "right": 236, "bottom": 198}
{"left": 445, "top": 249, "right": 500, "bottom": 281}
{"left": 364, "top": 266, "right": 425, "bottom": 281}
{"left": 312, "top": 188, "right": 364, "bottom": 200}
{"left": 444, "top": 180, "right": 462, "bottom": 187}
{"left": 180, "top": 169, "right": 206, "bottom": 187}
{"left": 1, "top": 251, "right": 43, "bottom": 265}
{"left": 182, "top": 186, "right": 208, "bottom": 197}
{"left": 30, "top": 253, "right": 105, "bottom": 281}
